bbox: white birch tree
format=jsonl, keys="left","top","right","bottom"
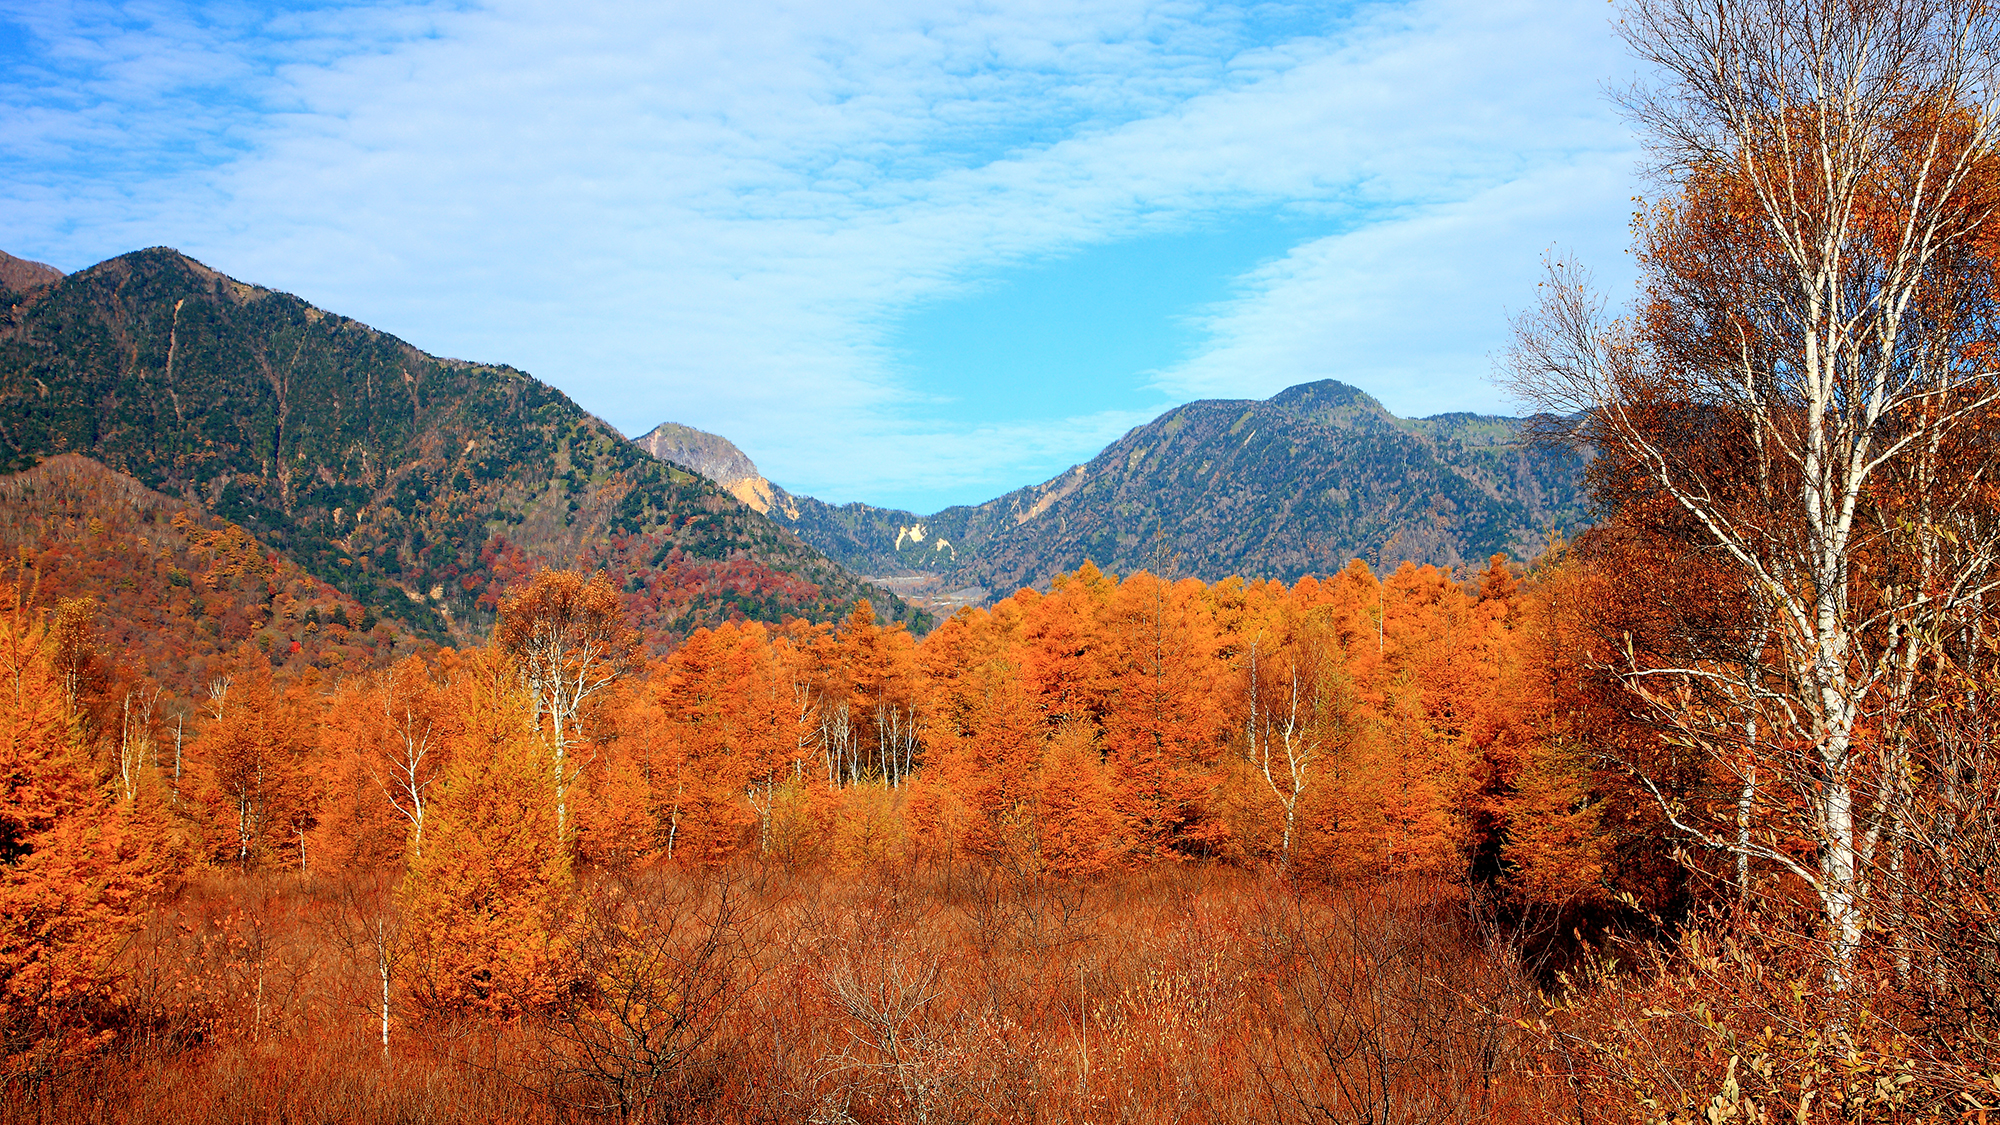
{"left": 496, "top": 570, "right": 636, "bottom": 842}
{"left": 1509, "top": 0, "right": 2000, "bottom": 988}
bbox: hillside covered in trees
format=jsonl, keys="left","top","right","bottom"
{"left": 0, "top": 455, "right": 409, "bottom": 694}
{"left": 646, "top": 379, "right": 1589, "bottom": 596}
{"left": 0, "top": 249, "right": 922, "bottom": 647}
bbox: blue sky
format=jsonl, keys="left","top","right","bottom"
{"left": 0, "top": 0, "right": 1640, "bottom": 513}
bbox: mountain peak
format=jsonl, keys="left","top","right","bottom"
{"left": 732, "top": 373, "right": 1587, "bottom": 595}
{"left": 81, "top": 247, "right": 257, "bottom": 296}
{"left": 633, "top": 421, "right": 776, "bottom": 513}
{"left": 1264, "top": 379, "right": 1396, "bottom": 429}
{"left": 2, "top": 246, "right": 924, "bottom": 645}
{"left": 0, "top": 249, "right": 64, "bottom": 293}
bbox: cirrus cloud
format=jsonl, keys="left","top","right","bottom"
{"left": 0, "top": 0, "right": 1640, "bottom": 511}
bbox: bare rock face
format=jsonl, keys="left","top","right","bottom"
{"left": 0, "top": 250, "right": 63, "bottom": 293}
{"left": 632, "top": 421, "right": 776, "bottom": 513}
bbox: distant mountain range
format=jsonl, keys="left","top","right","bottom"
{"left": 1, "top": 243, "right": 1589, "bottom": 643}
{"left": 635, "top": 381, "right": 1590, "bottom": 605}
{"left": 0, "top": 247, "right": 923, "bottom": 648}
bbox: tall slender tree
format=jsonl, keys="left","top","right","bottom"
{"left": 1510, "top": 0, "right": 2000, "bottom": 987}
{"left": 496, "top": 570, "right": 636, "bottom": 842}
{"left": 0, "top": 593, "right": 155, "bottom": 1072}
{"left": 399, "top": 648, "right": 574, "bottom": 1018}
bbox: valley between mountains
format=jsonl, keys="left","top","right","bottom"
{"left": 641, "top": 381, "right": 1589, "bottom": 614}
{"left": 3, "top": 246, "right": 1586, "bottom": 637}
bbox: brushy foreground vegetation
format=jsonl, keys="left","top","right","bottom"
{"left": 6, "top": 865, "right": 1555, "bottom": 1124}
{"left": 0, "top": 543, "right": 1995, "bottom": 1123}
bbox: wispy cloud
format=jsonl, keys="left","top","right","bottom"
{"left": 0, "top": 0, "right": 1639, "bottom": 511}
{"left": 1155, "top": 156, "right": 1640, "bottom": 418}
{"left": 826, "top": 406, "right": 1167, "bottom": 513}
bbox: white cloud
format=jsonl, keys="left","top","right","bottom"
{"left": 1154, "top": 156, "right": 1641, "bottom": 418}
{"left": 814, "top": 406, "right": 1166, "bottom": 513}
{"left": 0, "top": 0, "right": 1641, "bottom": 511}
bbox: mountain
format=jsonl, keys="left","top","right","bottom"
{"left": 0, "top": 454, "right": 406, "bottom": 691}
{"left": 632, "top": 421, "right": 779, "bottom": 515}
{"left": 0, "top": 247, "right": 923, "bottom": 649}
{"left": 634, "top": 381, "right": 1589, "bottom": 603}
{"left": 0, "top": 250, "right": 63, "bottom": 294}
{"left": 620, "top": 422, "right": 969, "bottom": 590}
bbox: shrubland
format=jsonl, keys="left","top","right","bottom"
{"left": 0, "top": 526, "right": 1993, "bottom": 1121}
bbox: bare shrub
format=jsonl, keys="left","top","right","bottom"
{"left": 1242, "top": 878, "right": 1527, "bottom": 1124}
{"left": 530, "top": 867, "right": 753, "bottom": 1122}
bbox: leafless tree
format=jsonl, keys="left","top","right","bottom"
{"left": 532, "top": 870, "right": 753, "bottom": 1122}
{"left": 1245, "top": 634, "right": 1335, "bottom": 871}
{"left": 875, "top": 698, "right": 922, "bottom": 789}
{"left": 116, "top": 685, "right": 160, "bottom": 805}
{"left": 318, "top": 873, "right": 402, "bottom": 1056}
{"left": 372, "top": 657, "right": 447, "bottom": 858}
{"left": 820, "top": 700, "right": 853, "bottom": 788}
{"left": 1246, "top": 880, "right": 1513, "bottom": 1124}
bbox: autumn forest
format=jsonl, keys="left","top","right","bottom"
{"left": 9, "top": 0, "right": 2000, "bottom": 1122}
{"left": 0, "top": 473, "right": 1742, "bottom": 1123}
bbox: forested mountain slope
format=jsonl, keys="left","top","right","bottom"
{"left": 0, "top": 454, "right": 405, "bottom": 690}
{"left": 0, "top": 247, "right": 920, "bottom": 647}
{"left": 647, "top": 380, "right": 1589, "bottom": 594}
{"left": 0, "top": 249, "right": 62, "bottom": 294}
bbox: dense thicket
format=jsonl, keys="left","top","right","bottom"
{"left": 0, "top": 540, "right": 1630, "bottom": 1120}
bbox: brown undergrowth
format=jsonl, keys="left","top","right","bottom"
{"left": 0, "top": 862, "right": 1562, "bottom": 1124}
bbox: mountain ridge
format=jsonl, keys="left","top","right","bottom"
{"left": 632, "top": 381, "right": 1590, "bottom": 603}
{"left": 0, "top": 246, "right": 924, "bottom": 648}
{"left": 0, "top": 250, "right": 63, "bottom": 294}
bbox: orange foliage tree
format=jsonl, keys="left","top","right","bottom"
{"left": 1098, "top": 573, "right": 1227, "bottom": 860}
{"left": 645, "top": 623, "right": 796, "bottom": 866}
{"left": 0, "top": 594, "right": 156, "bottom": 1073}
{"left": 398, "top": 649, "right": 574, "bottom": 1019}
{"left": 190, "top": 654, "right": 319, "bottom": 874}
{"left": 495, "top": 570, "right": 637, "bottom": 842}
